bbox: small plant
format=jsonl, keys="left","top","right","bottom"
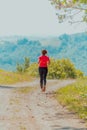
{"left": 16, "top": 57, "right": 30, "bottom": 73}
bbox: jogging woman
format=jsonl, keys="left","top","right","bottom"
{"left": 38, "top": 50, "right": 50, "bottom": 92}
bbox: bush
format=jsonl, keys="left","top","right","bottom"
{"left": 48, "top": 58, "right": 83, "bottom": 79}
{"left": 16, "top": 57, "right": 30, "bottom": 73}
{"left": 27, "top": 58, "right": 84, "bottom": 79}
{"left": 27, "top": 62, "right": 39, "bottom": 77}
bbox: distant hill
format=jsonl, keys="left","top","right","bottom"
{"left": 0, "top": 32, "right": 87, "bottom": 75}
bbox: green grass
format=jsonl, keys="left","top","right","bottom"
{"left": 55, "top": 77, "right": 87, "bottom": 121}
{"left": 0, "top": 69, "right": 33, "bottom": 84}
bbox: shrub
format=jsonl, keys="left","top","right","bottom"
{"left": 48, "top": 58, "right": 83, "bottom": 79}
{"left": 27, "top": 58, "right": 84, "bottom": 79}
{"left": 16, "top": 57, "right": 30, "bottom": 73}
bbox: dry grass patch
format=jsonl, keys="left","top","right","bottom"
{"left": 14, "top": 85, "right": 36, "bottom": 94}
{"left": 16, "top": 87, "right": 33, "bottom": 94}
{"left": 10, "top": 98, "right": 20, "bottom": 105}
{"left": 20, "top": 125, "right": 26, "bottom": 130}
{"left": 0, "top": 69, "right": 33, "bottom": 85}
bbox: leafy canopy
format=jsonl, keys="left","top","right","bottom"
{"left": 50, "top": 0, "right": 87, "bottom": 23}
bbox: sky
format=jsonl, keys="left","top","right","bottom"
{"left": 0, "top": 0, "right": 87, "bottom": 37}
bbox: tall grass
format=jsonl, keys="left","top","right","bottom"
{"left": 55, "top": 77, "right": 87, "bottom": 121}
{"left": 0, "top": 69, "right": 32, "bottom": 84}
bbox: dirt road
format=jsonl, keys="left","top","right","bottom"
{"left": 0, "top": 79, "right": 86, "bottom": 130}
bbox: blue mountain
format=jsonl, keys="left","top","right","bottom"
{"left": 0, "top": 32, "right": 87, "bottom": 75}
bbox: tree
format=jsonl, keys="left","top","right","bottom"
{"left": 50, "top": 0, "right": 87, "bottom": 23}
{"left": 16, "top": 57, "right": 30, "bottom": 73}
{"left": 16, "top": 63, "right": 23, "bottom": 73}
{"left": 23, "top": 57, "right": 30, "bottom": 71}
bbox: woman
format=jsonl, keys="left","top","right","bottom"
{"left": 38, "top": 50, "right": 50, "bottom": 92}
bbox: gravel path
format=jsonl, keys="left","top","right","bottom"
{"left": 0, "top": 79, "right": 86, "bottom": 130}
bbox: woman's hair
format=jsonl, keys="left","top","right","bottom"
{"left": 42, "top": 50, "right": 47, "bottom": 55}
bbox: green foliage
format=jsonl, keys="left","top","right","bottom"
{"left": 55, "top": 77, "right": 87, "bottom": 120}
{"left": 51, "top": 0, "right": 87, "bottom": 5}
{"left": 16, "top": 63, "right": 23, "bottom": 73}
{"left": 16, "top": 57, "right": 30, "bottom": 73}
{"left": 27, "top": 62, "right": 39, "bottom": 77}
{"left": 48, "top": 58, "right": 83, "bottom": 79}
{"left": 27, "top": 58, "right": 83, "bottom": 79}
{"left": 23, "top": 57, "right": 30, "bottom": 71}
{"left": 79, "top": 0, "right": 87, "bottom": 4}
{"left": 73, "top": 0, "right": 87, "bottom": 4}
{"left": 50, "top": 0, "right": 87, "bottom": 23}
{"left": 76, "top": 69, "right": 84, "bottom": 78}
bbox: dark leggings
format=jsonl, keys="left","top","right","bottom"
{"left": 39, "top": 67, "right": 48, "bottom": 88}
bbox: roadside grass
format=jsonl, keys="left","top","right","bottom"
{"left": 55, "top": 77, "right": 87, "bottom": 121}
{"left": 0, "top": 69, "right": 33, "bottom": 84}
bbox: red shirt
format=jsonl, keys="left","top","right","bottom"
{"left": 38, "top": 55, "right": 50, "bottom": 67}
